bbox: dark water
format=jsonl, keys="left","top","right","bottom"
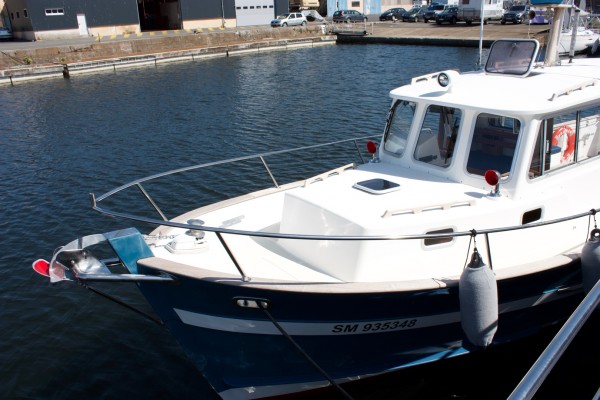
{"left": 1, "top": 44, "right": 597, "bottom": 399}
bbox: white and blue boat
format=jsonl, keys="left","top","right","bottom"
{"left": 33, "top": 9, "right": 600, "bottom": 400}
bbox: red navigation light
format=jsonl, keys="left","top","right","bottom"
{"left": 367, "top": 141, "right": 377, "bottom": 154}
{"left": 32, "top": 259, "right": 50, "bottom": 277}
{"left": 484, "top": 170, "right": 500, "bottom": 187}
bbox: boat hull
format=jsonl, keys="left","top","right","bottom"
{"left": 136, "top": 258, "right": 582, "bottom": 399}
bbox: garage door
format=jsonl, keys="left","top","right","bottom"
{"left": 235, "top": 0, "right": 275, "bottom": 26}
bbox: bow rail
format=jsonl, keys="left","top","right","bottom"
{"left": 90, "top": 135, "right": 600, "bottom": 242}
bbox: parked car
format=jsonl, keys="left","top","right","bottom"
{"left": 0, "top": 27, "right": 12, "bottom": 40}
{"left": 423, "top": 4, "right": 447, "bottom": 23}
{"left": 333, "top": 10, "right": 368, "bottom": 23}
{"left": 402, "top": 7, "right": 426, "bottom": 22}
{"left": 271, "top": 13, "right": 308, "bottom": 27}
{"left": 379, "top": 7, "right": 407, "bottom": 21}
{"left": 435, "top": 6, "right": 459, "bottom": 24}
{"left": 501, "top": 5, "right": 530, "bottom": 24}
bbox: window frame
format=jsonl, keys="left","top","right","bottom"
{"left": 382, "top": 99, "right": 417, "bottom": 158}
{"left": 529, "top": 103, "right": 600, "bottom": 179}
{"left": 413, "top": 104, "right": 462, "bottom": 169}
{"left": 466, "top": 112, "right": 522, "bottom": 177}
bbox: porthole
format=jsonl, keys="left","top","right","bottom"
{"left": 424, "top": 228, "right": 454, "bottom": 246}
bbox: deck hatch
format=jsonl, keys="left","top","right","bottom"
{"left": 485, "top": 39, "right": 539, "bottom": 76}
{"left": 353, "top": 178, "right": 400, "bottom": 194}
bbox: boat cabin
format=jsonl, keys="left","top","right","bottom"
{"left": 380, "top": 40, "right": 600, "bottom": 197}
{"left": 276, "top": 40, "right": 600, "bottom": 281}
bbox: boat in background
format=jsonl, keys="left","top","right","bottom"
{"left": 559, "top": 25, "right": 600, "bottom": 54}
{"left": 528, "top": 0, "right": 600, "bottom": 55}
{"left": 32, "top": 4, "right": 600, "bottom": 400}
{"left": 557, "top": 1, "right": 600, "bottom": 54}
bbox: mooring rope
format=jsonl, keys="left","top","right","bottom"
{"left": 83, "top": 283, "right": 164, "bottom": 326}
{"left": 587, "top": 208, "right": 598, "bottom": 242}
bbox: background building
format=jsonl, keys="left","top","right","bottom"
{"left": 3, "top": 0, "right": 288, "bottom": 40}
{"left": 2, "top": 0, "right": 414, "bottom": 41}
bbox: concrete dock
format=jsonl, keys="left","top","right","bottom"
{"left": 0, "top": 21, "right": 551, "bottom": 84}
{"left": 336, "top": 20, "right": 550, "bottom": 47}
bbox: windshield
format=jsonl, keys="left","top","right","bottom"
{"left": 277, "top": 14, "right": 289, "bottom": 19}
{"left": 510, "top": 5, "right": 526, "bottom": 11}
{"left": 384, "top": 100, "right": 416, "bottom": 157}
{"left": 414, "top": 105, "right": 462, "bottom": 168}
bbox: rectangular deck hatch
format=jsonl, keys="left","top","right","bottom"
{"left": 353, "top": 178, "right": 400, "bottom": 194}
{"left": 485, "top": 39, "right": 539, "bottom": 76}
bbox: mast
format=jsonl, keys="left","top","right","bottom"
{"left": 544, "top": 4, "right": 568, "bottom": 66}
{"left": 478, "top": 0, "right": 485, "bottom": 68}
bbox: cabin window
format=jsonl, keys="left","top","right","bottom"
{"left": 383, "top": 100, "right": 416, "bottom": 157}
{"left": 467, "top": 113, "right": 520, "bottom": 176}
{"left": 529, "top": 105, "right": 600, "bottom": 178}
{"left": 577, "top": 105, "right": 600, "bottom": 162}
{"left": 414, "top": 105, "right": 461, "bottom": 168}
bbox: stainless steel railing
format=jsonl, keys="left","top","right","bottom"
{"left": 508, "top": 277, "right": 600, "bottom": 400}
{"left": 89, "top": 134, "right": 600, "bottom": 243}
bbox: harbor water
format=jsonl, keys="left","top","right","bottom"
{"left": 0, "top": 43, "right": 598, "bottom": 399}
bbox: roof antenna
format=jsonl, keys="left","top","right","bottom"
{"left": 477, "top": 0, "right": 485, "bottom": 69}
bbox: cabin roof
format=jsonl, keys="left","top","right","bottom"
{"left": 389, "top": 58, "right": 600, "bottom": 117}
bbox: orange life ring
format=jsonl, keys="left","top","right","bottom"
{"left": 551, "top": 125, "right": 575, "bottom": 163}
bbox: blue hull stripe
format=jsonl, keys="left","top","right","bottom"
{"left": 173, "top": 287, "right": 578, "bottom": 336}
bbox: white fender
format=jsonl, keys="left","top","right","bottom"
{"left": 459, "top": 250, "right": 498, "bottom": 348}
{"left": 581, "top": 228, "right": 600, "bottom": 294}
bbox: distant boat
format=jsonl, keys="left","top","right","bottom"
{"left": 559, "top": 26, "right": 600, "bottom": 54}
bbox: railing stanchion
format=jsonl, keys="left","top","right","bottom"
{"left": 259, "top": 156, "right": 279, "bottom": 188}
{"left": 215, "top": 232, "right": 250, "bottom": 281}
{"left": 484, "top": 232, "right": 493, "bottom": 270}
{"left": 136, "top": 183, "right": 168, "bottom": 221}
{"left": 354, "top": 139, "right": 366, "bottom": 164}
